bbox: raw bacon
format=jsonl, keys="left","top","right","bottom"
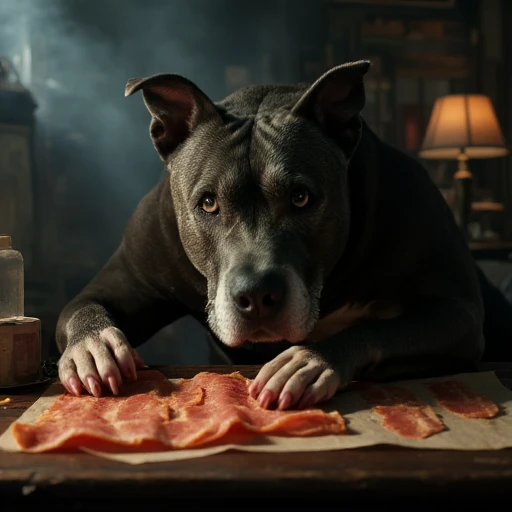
{"left": 12, "top": 370, "right": 203, "bottom": 453}
{"left": 427, "top": 380, "right": 499, "bottom": 419}
{"left": 360, "top": 384, "right": 445, "bottom": 440}
{"left": 12, "top": 370, "right": 346, "bottom": 453}
{"left": 166, "top": 372, "right": 346, "bottom": 448}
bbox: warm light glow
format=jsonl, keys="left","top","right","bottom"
{"left": 419, "top": 94, "right": 509, "bottom": 159}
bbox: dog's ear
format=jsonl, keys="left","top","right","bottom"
{"left": 125, "top": 74, "right": 221, "bottom": 161}
{"left": 291, "top": 60, "right": 370, "bottom": 159}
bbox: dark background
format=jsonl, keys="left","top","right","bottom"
{"left": 1, "top": 0, "right": 511, "bottom": 365}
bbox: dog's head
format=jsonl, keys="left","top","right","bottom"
{"left": 126, "top": 61, "right": 370, "bottom": 347}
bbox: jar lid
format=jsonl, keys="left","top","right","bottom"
{"left": 0, "top": 235, "right": 12, "bottom": 250}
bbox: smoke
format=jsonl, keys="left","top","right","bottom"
{"left": 0, "top": 0, "right": 303, "bottom": 267}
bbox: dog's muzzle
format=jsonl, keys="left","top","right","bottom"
{"left": 229, "top": 266, "right": 287, "bottom": 323}
{"left": 209, "top": 262, "right": 319, "bottom": 347}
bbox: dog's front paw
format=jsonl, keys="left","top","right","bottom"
{"left": 249, "top": 346, "right": 346, "bottom": 410}
{"left": 58, "top": 327, "right": 147, "bottom": 398}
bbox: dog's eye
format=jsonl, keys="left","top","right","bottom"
{"left": 200, "top": 195, "right": 219, "bottom": 214}
{"left": 291, "top": 189, "right": 310, "bottom": 208}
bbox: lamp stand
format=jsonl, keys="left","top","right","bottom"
{"left": 452, "top": 151, "right": 472, "bottom": 237}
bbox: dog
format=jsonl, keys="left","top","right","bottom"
{"left": 56, "top": 60, "right": 512, "bottom": 410}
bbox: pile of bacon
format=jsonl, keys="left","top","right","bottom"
{"left": 12, "top": 370, "right": 499, "bottom": 453}
{"left": 12, "top": 371, "right": 346, "bottom": 453}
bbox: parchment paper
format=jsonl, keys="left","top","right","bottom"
{"left": 1, "top": 371, "right": 512, "bottom": 465}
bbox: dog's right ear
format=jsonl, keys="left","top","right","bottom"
{"left": 125, "top": 74, "right": 221, "bottom": 161}
{"left": 291, "top": 60, "right": 370, "bottom": 159}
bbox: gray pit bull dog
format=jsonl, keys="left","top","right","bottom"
{"left": 56, "top": 60, "right": 512, "bottom": 411}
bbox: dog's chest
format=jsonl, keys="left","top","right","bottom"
{"left": 306, "top": 301, "right": 402, "bottom": 342}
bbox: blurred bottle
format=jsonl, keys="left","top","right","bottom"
{"left": 0, "top": 235, "right": 24, "bottom": 318}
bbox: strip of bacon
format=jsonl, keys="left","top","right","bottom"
{"left": 359, "top": 384, "right": 445, "bottom": 440}
{"left": 427, "top": 380, "right": 499, "bottom": 419}
{"left": 165, "top": 372, "right": 346, "bottom": 449}
{"left": 12, "top": 370, "right": 202, "bottom": 453}
{"left": 12, "top": 370, "right": 346, "bottom": 453}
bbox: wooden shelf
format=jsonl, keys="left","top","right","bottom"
{"left": 469, "top": 241, "right": 512, "bottom": 261}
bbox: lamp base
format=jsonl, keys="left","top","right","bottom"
{"left": 452, "top": 154, "right": 472, "bottom": 237}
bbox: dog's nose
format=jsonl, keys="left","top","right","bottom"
{"left": 231, "top": 268, "right": 286, "bottom": 320}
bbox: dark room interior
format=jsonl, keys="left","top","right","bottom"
{"left": 2, "top": 0, "right": 512, "bottom": 366}
{"left": 1, "top": 1, "right": 512, "bottom": 506}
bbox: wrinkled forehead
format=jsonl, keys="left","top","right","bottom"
{"left": 172, "top": 112, "right": 345, "bottom": 194}
{"left": 250, "top": 113, "right": 346, "bottom": 188}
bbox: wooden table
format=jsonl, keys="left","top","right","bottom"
{"left": 1, "top": 364, "right": 512, "bottom": 510}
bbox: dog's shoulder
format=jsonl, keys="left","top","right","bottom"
{"left": 363, "top": 124, "right": 434, "bottom": 191}
{"left": 359, "top": 123, "right": 452, "bottom": 223}
{"left": 118, "top": 177, "right": 206, "bottom": 303}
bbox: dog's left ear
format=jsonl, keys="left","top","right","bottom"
{"left": 291, "top": 60, "right": 370, "bottom": 159}
{"left": 125, "top": 74, "right": 221, "bottom": 162}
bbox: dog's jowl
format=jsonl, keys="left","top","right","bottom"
{"left": 55, "top": 60, "right": 512, "bottom": 411}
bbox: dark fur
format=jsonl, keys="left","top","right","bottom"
{"left": 56, "top": 61, "right": 511, "bottom": 384}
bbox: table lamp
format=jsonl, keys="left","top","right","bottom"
{"left": 419, "top": 94, "right": 509, "bottom": 236}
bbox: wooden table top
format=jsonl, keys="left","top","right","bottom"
{"left": 1, "top": 364, "right": 512, "bottom": 510}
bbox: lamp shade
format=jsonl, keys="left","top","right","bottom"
{"left": 419, "top": 94, "right": 509, "bottom": 159}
